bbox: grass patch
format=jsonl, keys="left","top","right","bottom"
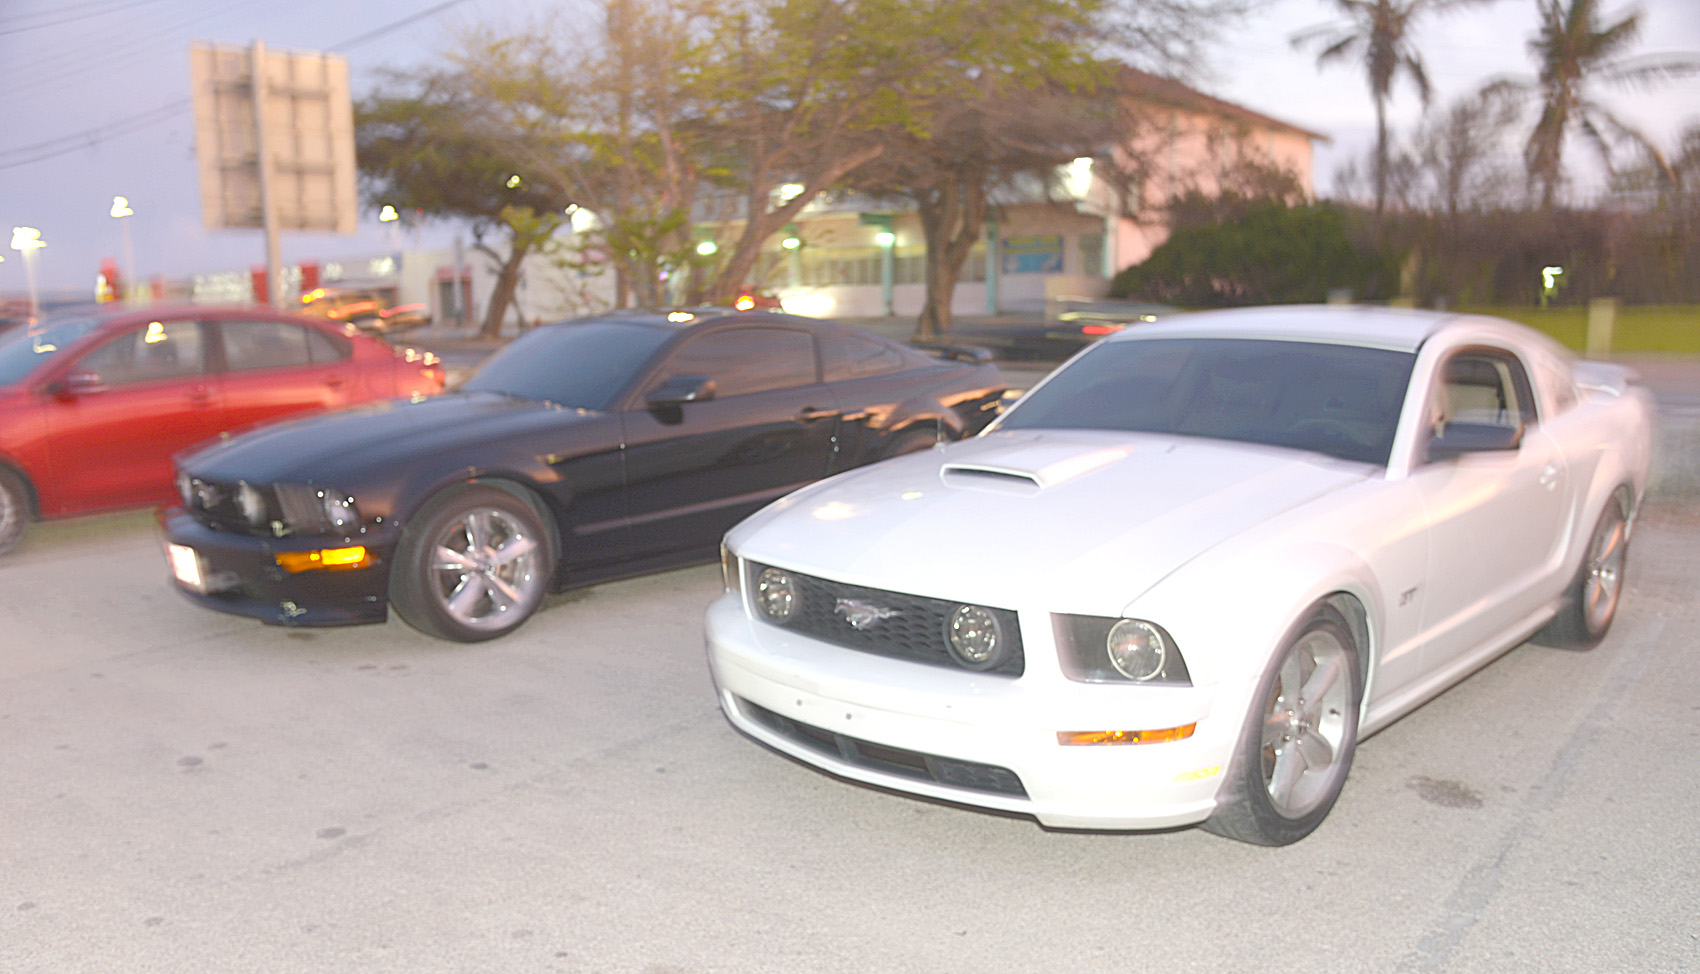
{"left": 1460, "top": 305, "right": 1700, "bottom": 355}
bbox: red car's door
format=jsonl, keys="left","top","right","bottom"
{"left": 213, "top": 316, "right": 361, "bottom": 435}
{"left": 41, "top": 317, "right": 224, "bottom": 513}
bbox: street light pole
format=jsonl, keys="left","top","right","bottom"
{"left": 10, "top": 227, "right": 46, "bottom": 318}
{"left": 111, "top": 196, "right": 135, "bottom": 300}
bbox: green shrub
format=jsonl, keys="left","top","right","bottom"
{"left": 1110, "top": 202, "right": 1400, "bottom": 306}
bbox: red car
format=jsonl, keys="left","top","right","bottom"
{"left": 0, "top": 304, "right": 445, "bottom": 553}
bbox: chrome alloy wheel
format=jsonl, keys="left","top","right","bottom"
{"left": 429, "top": 506, "right": 545, "bottom": 633}
{"left": 1259, "top": 627, "right": 1353, "bottom": 818}
{"left": 1581, "top": 505, "right": 1627, "bottom": 636}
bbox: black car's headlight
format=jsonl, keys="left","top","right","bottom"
{"left": 272, "top": 483, "right": 362, "bottom": 535}
{"left": 1054, "top": 614, "right": 1190, "bottom": 685}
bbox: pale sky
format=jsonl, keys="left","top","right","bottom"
{"left": 2, "top": 0, "right": 1697, "bottom": 294}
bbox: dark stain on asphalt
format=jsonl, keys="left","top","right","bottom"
{"left": 1409, "top": 775, "right": 1484, "bottom": 809}
{"left": 178, "top": 756, "right": 203, "bottom": 769}
{"left": 317, "top": 827, "right": 346, "bottom": 840}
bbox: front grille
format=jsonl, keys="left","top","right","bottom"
{"left": 749, "top": 563, "right": 1023, "bottom": 677}
{"left": 739, "top": 698, "right": 1027, "bottom": 799}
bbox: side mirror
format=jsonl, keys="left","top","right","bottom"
{"left": 50, "top": 372, "right": 106, "bottom": 400}
{"left": 646, "top": 375, "right": 716, "bottom": 409}
{"left": 1426, "top": 421, "right": 1522, "bottom": 462}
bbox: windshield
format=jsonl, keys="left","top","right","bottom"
{"left": 0, "top": 314, "right": 103, "bottom": 386}
{"left": 998, "top": 337, "right": 1416, "bottom": 465}
{"left": 460, "top": 320, "right": 676, "bottom": 410}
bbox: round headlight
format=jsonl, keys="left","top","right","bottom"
{"left": 1107, "top": 619, "right": 1166, "bottom": 681}
{"left": 755, "top": 568, "right": 798, "bottom": 622}
{"left": 947, "top": 604, "right": 1003, "bottom": 669}
{"left": 321, "top": 492, "right": 359, "bottom": 531}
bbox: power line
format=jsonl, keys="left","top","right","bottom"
{"left": 329, "top": 0, "right": 471, "bottom": 52}
{"left": 0, "top": 0, "right": 175, "bottom": 37}
{"left": 0, "top": 0, "right": 474, "bottom": 172}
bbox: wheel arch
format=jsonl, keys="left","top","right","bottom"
{"left": 1136, "top": 538, "right": 1386, "bottom": 691}
{"left": 0, "top": 457, "right": 39, "bottom": 520}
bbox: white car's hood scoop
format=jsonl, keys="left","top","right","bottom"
{"left": 735, "top": 429, "right": 1372, "bottom": 612}
{"left": 939, "top": 442, "right": 1133, "bottom": 494}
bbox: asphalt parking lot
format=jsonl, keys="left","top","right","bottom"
{"left": 2, "top": 347, "right": 1697, "bottom": 973}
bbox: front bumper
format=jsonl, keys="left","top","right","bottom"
{"left": 157, "top": 507, "right": 400, "bottom": 627}
{"left": 704, "top": 592, "right": 1240, "bottom": 831}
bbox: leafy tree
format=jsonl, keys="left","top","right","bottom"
{"left": 356, "top": 74, "right": 573, "bottom": 337}
{"left": 838, "top": 1, "right": 1255, "bottom": 340}
{"left": 1294, "top": 0, "right": 1493, "bottom": 219}
{"left": 844, "top": 77, "right": 1117, "bottom": 341}
{"left": 1109, "top": 201, "right": 1400, "bottom": 305}
{"left": 1493, "top": 0, "right": 1700, "bottom": 210}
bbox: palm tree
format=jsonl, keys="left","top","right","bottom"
{"left": 1294, "top": 0, "right": 1491, "bottom": 218}
{"left": 1516, "top": 0, "right": 1699, "bottom": 209}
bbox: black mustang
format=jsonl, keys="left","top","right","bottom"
{"left": 161, "top": 309, "right": 1005, "bottom": 641}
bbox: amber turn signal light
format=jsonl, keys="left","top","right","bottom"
{"left": 275, "top": 546, "right": 371, "bottom": 573}
{"left": 1056, "top": 724, "right": 1197, "bottom": 746}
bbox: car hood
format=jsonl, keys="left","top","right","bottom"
{"left": 179, "top": 391, "right": 598, "bottom": 483}
{"left": 732, "top": 428, "right": 1372, "bottom": 613}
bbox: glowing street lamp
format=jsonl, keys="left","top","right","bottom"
{"left": 11, "top": 226, "right": 45, "bottom": 316}
{"left": 378, "top": 205, "right": 399, "bottom": 222}
{"left": 111, "top": 196, "right": 135, "bottom": 300}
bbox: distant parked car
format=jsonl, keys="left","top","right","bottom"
{"left": 161, "top": 308, "right": 1005, "bottom": 642}
{"left": 300, "top": 287, "right": 430, "bottom": 335}
{"left": 707, "top": 305, "right": 1653, "bottom": 846}
{"left": 0, "top": 304, "right": 445, "bottom": 554}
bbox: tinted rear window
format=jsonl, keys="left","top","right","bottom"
{"left": 462, "top": 321, "right": 675, "bottom": 410}
{"left": 999, "top": 337, "right": 1415, "bottom": 465}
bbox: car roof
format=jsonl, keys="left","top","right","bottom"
{"left": 1107, "top": 304, "right": 1482, "bottom": 353}
{"left": 42, "top": 303, "right": 327, "bottom": 326}
{"left": 548, "top": 308, "right": 835, "bottom": 333}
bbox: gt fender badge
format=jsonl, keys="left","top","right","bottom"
{"left": 835, "top": 598, "right": 902, "bottom": 630}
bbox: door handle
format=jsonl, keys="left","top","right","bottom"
{"left": 185, "top": 385, "right": 214, "bottom": 404}
{"left": 799, "top": 407, "right": 839, "bottom": 422}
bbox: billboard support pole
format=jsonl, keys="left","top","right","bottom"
{"left": 251, "top": 39, "right": 284, "bottom": 308}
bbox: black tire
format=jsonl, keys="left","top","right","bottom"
{"left": 388, "top": 483, "right": 557, "bottom": 642}
{"left": 0, "top": 466, "right": 30, "bottom": 556}
{"left": 1536, "top": 491, "right": 1630, "bottom": 650}
{"left": 1203, "top": 604, "right": 1363, "bottom": 846}
{"left": 881, "top": 428, "right": 938, "bottom": 460}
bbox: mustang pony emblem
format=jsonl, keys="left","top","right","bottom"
{"left": 835, "top": 598, "right": 902, "bottom": 630}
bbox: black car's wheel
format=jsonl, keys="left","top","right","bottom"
{"left": 1538, "top": 491, "right": 1630, "bottom": 650}
{"left": 0, "top": 466, "right": 28, "bottom": 555}
{"left": 1204, "top": 604, "right": 1362, "bottom": 846}
{"left": 389, "top": 483, "right": 556, "bottom": 642}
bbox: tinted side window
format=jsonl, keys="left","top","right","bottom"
{"left": 75, "top": 319, "right": 206, "bottom": 384}
{"left": 821, "top": 331, "right": 912, "bottom": 381}
{"left": 660, "top": 328, "right": 817, "bottom": 397}
{"left": 220, "top": 320, "right": 319, "bottom": 371}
